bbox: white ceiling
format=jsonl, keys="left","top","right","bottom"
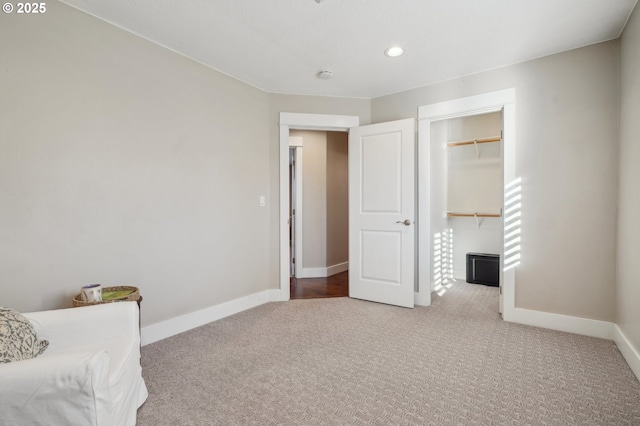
{"left": 60, "top": 0, "right": 637, "bottom": 99}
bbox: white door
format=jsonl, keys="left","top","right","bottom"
{"left": 349, "top": 118, "right": 415, "bottom": 308}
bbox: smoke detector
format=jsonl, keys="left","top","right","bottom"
{"left": 318, "top": 70, "right": 333, "bottom": 80}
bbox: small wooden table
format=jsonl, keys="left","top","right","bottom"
{"left": 72, "top": 286, "right": 140, "bottom": 307}
{"left": 72, "top": 286, "right": 142, "bottom": 332}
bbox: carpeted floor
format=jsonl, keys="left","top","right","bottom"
{"left": 137, "top": 282, "right": 640, "bottom": 425}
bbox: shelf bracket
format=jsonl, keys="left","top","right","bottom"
{"left": 473, "top": 139, "right": 479, "bottom": 159}
{"left": 474, "top": 212, "right": 480, "bottom": 228}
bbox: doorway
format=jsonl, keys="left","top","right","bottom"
{"left": 278, "top": 114, "right": 360, "bottom": 302}
{"left": 418, "top": 88, "right": 517, "bottom": 318}
{"left": 279, "top": 114, "right": 416, "bottom": 307}
{"left": 428, "top": 112, "right": 503, "bottom": 299}
{"left": 288, "top": 130, "right": 349, "bottom": 299}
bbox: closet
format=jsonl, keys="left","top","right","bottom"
{"left": 429, "top": 112, "right": 503, "bottom": 290}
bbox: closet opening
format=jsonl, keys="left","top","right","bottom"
{"left": 428, "top": 111, "right": 503, "bottom": 301}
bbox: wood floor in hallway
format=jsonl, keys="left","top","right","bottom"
{"left": 290, "top": 271, "right": 349, "bottom": 299}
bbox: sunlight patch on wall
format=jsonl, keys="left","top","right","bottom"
{"left": 503, "top": 177, "right": 522, "bottom": 271}
{"left": 433, "top": 228, "right": 455, "bottom": 296}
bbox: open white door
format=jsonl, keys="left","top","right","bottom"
{"left": 349, "top": 118, "right": 415, "bottom": 308}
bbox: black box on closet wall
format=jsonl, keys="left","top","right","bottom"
{"left": 466, "top": 253, "right": 499, "bottom": 286}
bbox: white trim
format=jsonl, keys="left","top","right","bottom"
{"left": 418, "top": 89, "right": 516, "bottom": 121}
{"left": 289, "top": 136, "right": 303, "bottom": 147}
{"left": 327, "top": 261, "right": 349, "bottom": 276}
{"left": 280, "top": 113, "right": 359, "bottom": 131}
{"left": 414, "top": 291, "right": 430, "bottom": 306}
{"left": 294, "top": 147, "right": 304, "bottom": 278}
{"left": 289, "top": 143, "right": 304, "bottom": 278}
{"left": 141, "top": 290, "right": 278, "bottom": 346}
{"left": 268, "top": 288, "right": 289, "bottom": 303}
{"left": 512, "top": 308, "right": 614, "bottom": 339}
{"left": 302, "top": 268, "right": 328, "bottom": 278}
{"left": 279, "top": 123, "right": 291, "bottom": 302}
{"left": 417, "top": 88, "right": 516, "bottom": 318}
{"left": 614, "top": 324, "right": 640, "bottom": 382}
{"left": 417, "top": 118, "right": 433, "bottom": 307}
{"left": 501, "top": 103, "right": 517, "bottom": 319}
{"left": 279, "top": 113, "right": 359, "bottom": 301}
{"left": 302, "top": 261, "right": 349, "bottom": 278}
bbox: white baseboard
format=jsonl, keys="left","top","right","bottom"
{"left": 614, "top": 324, "right": 640, "bottom": 382}
{"left": 302, "top": 262, "right": 348, "bottom": 278}
{"left": 510, "top": 307, "right": 614, "bottom": 340}
{"left": 415, "top": 291, "right": 430, "bottom": 306}
{"left": 268, "top": 288, "right": 289, "bottom": 302}
{"left": 141, "top": 290, "right": 276, "bottom": 346}
{"left": 327, "top": 262, "right": 349, "bottom": 276}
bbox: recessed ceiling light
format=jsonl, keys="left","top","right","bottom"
{"left": 384, "top": 46, "right": 404, "bottom": 58}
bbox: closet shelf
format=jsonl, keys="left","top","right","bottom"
{"left": 446, "top": 211, "right": 502, "bottom": 228}
{"left": 446, "top": 212, "right": 501, "bottom": 218}
{"left": 445, "top": 136, "right": 501, "bottom": 148}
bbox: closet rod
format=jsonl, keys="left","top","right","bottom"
{"left": 446, "top": 136, "right": 501, "bottom": 148}
{"left": 446, "top": 212, "right": 501, "bottom": 218}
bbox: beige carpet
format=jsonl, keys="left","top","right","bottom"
{"left": 137, "top": 282, "right": 640, "bottom": 425}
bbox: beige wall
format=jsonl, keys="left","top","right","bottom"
{"left": 372, "top": 41, "right": 620, "bottom": 321}
{"left": 0, "top": 2, "right": 372, "bottom": 328}
{"left": 0, "top": 3, "right": 270, "bottom": 327}
{"left": 617, "top": 5, "right": 640, "bottom": 353}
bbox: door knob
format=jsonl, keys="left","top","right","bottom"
{"left": 396, "top": 219, "right": 411, "bottom": 226}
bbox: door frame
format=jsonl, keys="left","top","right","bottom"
{"left": 417, "top": 88, "right": 517, "bottom": 320}
{"left": 288, "top": 138, "right": 303, "bottom": 278}
{"left": 279, "top": 113, "right": 360, "bottom": 300}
